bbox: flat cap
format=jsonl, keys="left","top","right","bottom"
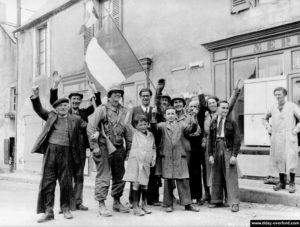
{"left": 68, "top": 92, "right": 83, "bottom": 99}
{"left": 53, "top": 98, "right": 69, "bottom": 108}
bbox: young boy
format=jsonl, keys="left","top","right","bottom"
{"left": 152, "top": 106, "right": 199, "bottom": 212}
{"left": 123, "top": 115, "right": 156, "bottom": 216}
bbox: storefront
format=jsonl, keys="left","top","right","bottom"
{"left": 203, "top": 21, "right": 300, "bottom": 147}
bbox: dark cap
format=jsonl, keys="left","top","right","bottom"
{"left": 53, "top": 98, "right": 69, "bottom": 108}
{"left": 68, "top": 92, "right": 83, "bottom": 99}
{"left": 139, "top": 88, "right": 152, "bottom": 97}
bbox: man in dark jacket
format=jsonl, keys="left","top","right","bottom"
{"left": 49, "top": 71, "right": 101, "bottom": 211}
{"left": 208, "top": 100, "right": 241, "bottom": 212}
{"left": 31, "top": 86, "right": 86, "bottom": 223}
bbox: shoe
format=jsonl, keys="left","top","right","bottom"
{"left": 58, "top": 210, "right": 63, "bottom": 214}
{"left": 231, "top": 204, "right": 239, "bottom": 212}
{"left": 223, "top": 202, "right": 230, "bottom": 207}
{"left": 165, "top": 206, "right": 173, "bottom": 213}
{"left": 273, "top": 182, "right": 286, "bottom": 191}
{"left": 113, "top": 198, "right": 130, "bottom": 213}
{"left": 132, "top": 207, "right": 145, "bottom": 216}
{"left": 185, "top": 204, "right": 200, "bottom": 212}
{"left": 263, "top": 176, "right": 279, "bottom": 185}
{"left": 63, "top": 210, "right": 73, "bottom": 219}
{"left": 202, "top": 192, "right": 211, "bottom": 203}
{"left": 76, "top": 204, "right": 88, "bottom": 211}
{"left": 289, "top": 182, "right": 296, "bottom": 193}
{"left": 37, "top": 212, "right": 54, "bottom": 223}
{"left": 99, "top": 201, "right": 112, "bottom": 217}
{"left": 208, "top": 203, "right": 223, "bottom": 208}
{"left": 141, "top": 201, "right": 152, "bottom": 214}
{"left": 197, "top": 199, "right": 204, "bottom": 206}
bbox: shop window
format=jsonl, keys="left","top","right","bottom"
{"left": 292, "top": 50, "right": 300, "bottom": 70}
{"left": 258, "top": 54, "right": 283, "bottom": 78}
{"left": 232, "top": 58, "right": 256, "bottom": 139}
{"left": 214, "top": 63, "right": 227, "bottom": 100}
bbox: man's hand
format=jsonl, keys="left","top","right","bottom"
{"left": 201, "top": 138, "right": 206, "bottom": 148}
{"left": 90, "top": 131, "right": 100, "bottom": 141}
{"left": 32, "top": 85, "right": 39, "bottom": 98}
{"left": 209, "top": 156, "right": 214, "bottom": 165}
{"left": 156, "top": 79, "right": 165, "bottom": 92}
{"left": 230, "top": 156, "right": 237, "bottom": 165}
{"left": 52, "top": 71, "right": 62, "bottom": 89}
{"left": 92, "top": 147, "right": 101, "bottom": 156}
{"left": 151, "top": 159, "right": 156, "bottom": 167}
{"left": 197, "top": 82, "right": 203, "bottom": 95}
{"left": 235, "top": 79, "right": 244, "bottom": 91}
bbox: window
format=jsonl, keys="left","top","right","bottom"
{"left": 214, "top": 63, "right": 227, "bottom": 100}
{"left": 258, "top": 54, "right": 283, "bottom": 78}
{"left": 232, "top": 58, "right": 256, "bottom": 139}
{"left": 37, "top": 26, "right": 47, "bottom": 76}
{"left": 292, "top": 50, "right": 300, "bottom": 70}
{"left": 10, "top": 87, "right": 17, "bottom": 112}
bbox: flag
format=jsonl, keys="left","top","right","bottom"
{"left": 79, "top": 0, "right": 98, "bottom": 34}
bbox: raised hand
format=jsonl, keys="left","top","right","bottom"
{"left": 32, "top": 85, "right": 39, "bottom": 98}
{"left": 52, "top": 71, "right": 62, "bottom": 89}
{"left": 197, "top": 82, "right": 203, "bottom": 95}
{"left": 156, "top": 79, "right": 165, "bottom": 93}
{"left": 235, "top": 79, "right": 244, "bottom": 90}
{"left": 88, "top": 81, "right": 97, "bottom": 93}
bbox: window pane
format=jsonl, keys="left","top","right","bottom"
{"left": 258, "top": 54, "right": 283, "bottom": 78}
{"left": 232, "top": 58, "right": 256, "bottom": 140}
{"left": 292, "top": 50, "right": 300, "bottom": 70}
{"left": 214, "top": 63, "right": 227, "bottom": 100}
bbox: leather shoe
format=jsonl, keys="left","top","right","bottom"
{"left": 76, "top": 204, "right": 88, "bottom": 211}
{"left": 165, "top": 206, "right": 173, "bottom": 212}
{"left": 63, "top": 210, "right": 73, "bottom": 219}
{"left": 208, "top": 203, "right": 223, "bottom": 208}
{"left": 185, "top": 204, "right": 200, "bottom": 212}
{"left": 289, "top": 182, "right": 296, "bottom": 193}
{"left": 37, "top": 212, "right": 54, "bottom": 223}
{"left": 113, "top": 199, "right": 130, "bottom": 213}
{"left": 231, "top": 204, "right": 239, "bottom": 212}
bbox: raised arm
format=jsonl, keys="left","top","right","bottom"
{"left": 50, "top": 71, "right": 62, "bottom": 106}
{"left": 228, "top": 79, "right": 243, "bottom": 115}
{"left": 30, "top": 86, "right": 49, "bottom": 121}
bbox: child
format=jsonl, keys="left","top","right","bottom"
{"left": 152, "top": 106, "right": 200, "bottom": 213}
{"left": 123, "top": 115, "right": 156, "bottom": 216}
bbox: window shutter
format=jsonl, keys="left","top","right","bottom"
{"left": 112, "top": 0, "right": 122, "bottom": 30}
{"left": 231, "top": 0, "right": 250, "bottom": 13}
{"left": 4, "top": 139, "right": 10, "bottom": 165}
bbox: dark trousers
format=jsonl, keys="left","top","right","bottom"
{"left": 200, "top": 146, "right": 210, "bottom": 194}
{"left": 147, "top": 166, "right": 161, "bottom": 204}
{"left": 37, "top": 144, "right": 73, "bottom": 214}
{"left": 93, "top": 145, "right": 126, "bottom": 201}
{"left": 189, "top": 146, "right": 202, "bottom": 200}
{"left": 71, "top": 157, "right": 85, "bottom": 206}
{"left": 211, "top": 140, "right": 239, "bottom": 205}
{"left": 163, "top": 179, "right": 192, "bottom": 206}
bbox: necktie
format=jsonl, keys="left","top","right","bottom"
{"left": 217, "top": 116, "right": 224, "bottom": 137}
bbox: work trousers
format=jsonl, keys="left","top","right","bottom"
{"left": 189, "top": 145, "right": 203, "bottom": 200}
{"left": 163, "top": 178, "right": 192, "bottom": 206}
{"left": 147, "top": 166, "right": 161, "bottom": 204}
{"left": 71, "top": 157, "right": 86, "bottom": 207}
{"left": 211, "top": 140, "right": 239, "bottom": 205}
{"left": 93, "top": 145, "right": 126, "bottom": 202}
{"left": 37, "top": 144, "right": 73, "bottom": 214}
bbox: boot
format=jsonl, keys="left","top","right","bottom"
{"left": 141, "top": 189, "right": 152, "bottom": 214}
{"left": 98, "top": 201, "right": 112, "bottom": 217}
{"left": 289, "top": 173, "right": 296, "bottom": 193}
{"left": 63, "top": 210, "right": 73, "bottom": 219}
{"left": 273, "top": 173, "right": 286, "bottom": 191}
{"left": 37, "top": 211, "right": 54, "bottom": 223}
{"left": 113, "top": 197, "right": 130, "bottom": 213}
{"left": 132, "top": 190, "right": 144, "bottom": 216}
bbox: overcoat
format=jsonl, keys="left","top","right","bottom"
{"left": 267, "top": 101, "right": 300, "bottom": 173}
{"left": 155, "top": 120, "right": 197, "bottom": 179}
{"left": 31, "top": 96, "right": 86, "bottom": 165}
{"left": 123, "top": 128, "right": 156, "bottom": 185}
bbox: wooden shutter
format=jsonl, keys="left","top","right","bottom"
{"left": 231, "top": 0, "right": 250, "bottom": 13}
{"left": 4, "top": 139, "right": 10, "bottom": 165}
{"left": 112, "top": 0, "right": 122, "bottom": 30}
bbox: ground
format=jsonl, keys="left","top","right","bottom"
{"left": 0, "top": 179, "right": 299, "bottom": 227}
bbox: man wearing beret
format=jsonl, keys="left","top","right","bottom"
{"left": 30, "top": 86, "right": 87, "bottom": 223}
{"left": 49, "top": 72, "right": 101, "bottom": 211}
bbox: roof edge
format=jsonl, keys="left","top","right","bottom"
{"left": 14, "top": 0, "right": 81, "bottom": 33}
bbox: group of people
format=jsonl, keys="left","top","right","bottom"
{"left": 30, "top": 71, "right": 299, "bottom": 223}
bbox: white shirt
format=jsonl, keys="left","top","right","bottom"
{"left": 141, "top": 105, "right": 150, "bottom": 113}
{"left": 217, "top": 115, "right": 226, "bottom": 138}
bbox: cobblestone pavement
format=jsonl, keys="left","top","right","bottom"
{"left": 0, "top": 179, "right": 299, "bottom": 227}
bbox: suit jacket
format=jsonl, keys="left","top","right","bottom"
{"left": 127, "top": 105, "right": 153, "bottom": 126}
{"left": 207, "top": 116, "right": 241, "bottom": 158}
{"left": 50, "top": 88, "right": 101, "bottom": 154}
{"left": 31, "top": 96, "right": 86, "bottom": 164}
